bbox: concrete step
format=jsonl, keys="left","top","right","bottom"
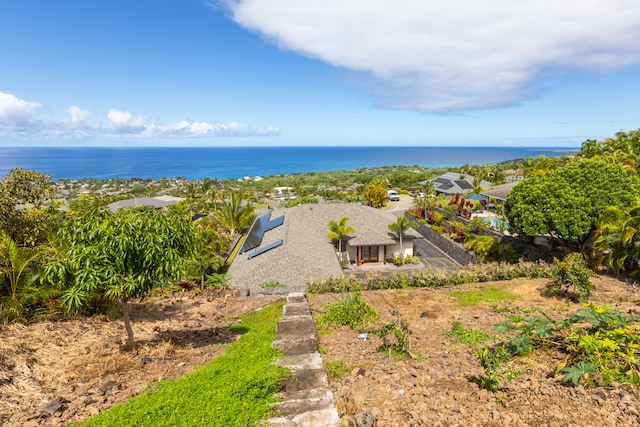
{"left": 266, "top": 292, "right": 340, "bottom": 427}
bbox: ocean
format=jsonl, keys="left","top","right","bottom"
{"left": 0, "top": 146, "right": 577, "bottom": 180}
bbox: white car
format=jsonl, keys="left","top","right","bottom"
{"left": 387, "top": 190, "right": 400, "bottom": 201}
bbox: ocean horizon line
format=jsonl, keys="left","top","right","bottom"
{"left": 0, "top": 146, "right": 578, "bottom": 180}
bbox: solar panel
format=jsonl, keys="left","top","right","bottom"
{"left": 434, "top": 178, "right": 449, "bottom": 184}
{"left": 455, "top": 180, "right": 474, "bottom": 190}
{"left": 265, "top": 214, "right": 284, "bottom": 231}
{"left": 247, "top": 239, "right": 283, "bottom": 260}
{"left": 439, "top": 182, "right": 454, "bottom": 189}
{"left": 240, "top": 213, "right": 285, "bottom": 254}
{"left": 240, "top": 214, "right": 271, "bottom": 253}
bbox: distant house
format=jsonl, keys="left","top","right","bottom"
{"left": 420, "top": 172, "right": 493, "bottom": 196}
{"left": 106, "top": 195, "right": 184, "bottom": 212}
{"left": 227, "top": 203, "right": 422, "bottom": 293}
{"left": 480, "top": 181, "right": 519, "bottom": 204}
{"left": 273, "top": 186, "right": 296, "bottom": 200}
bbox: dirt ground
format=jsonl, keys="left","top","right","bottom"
{"left": 308, "top": 276, "right": 640, "bottom": 427}
{"left": 2, "top": 276, "right": 640, "bottom": 427}
{"left": 0, "top": 290, "right": 281, "bottom": 427}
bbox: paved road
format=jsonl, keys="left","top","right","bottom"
{"left": 385, "top": 195, "right": 415, "bottom": 216}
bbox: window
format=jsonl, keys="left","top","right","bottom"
{"left": 361, "top": 246, "right": 379, "bottom": 262}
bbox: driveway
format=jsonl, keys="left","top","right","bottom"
{"left": 385, "top": 195, "right": 414, "bottom": 216}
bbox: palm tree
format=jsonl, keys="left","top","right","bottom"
{"left": 594, "top": 204, "right": 640, "bottom": 279}
{"left": 388, "top": 217, "right": 417, "bottom": 259}
{"left": 327, "top": 217, "right": 356, "bottom": 261}
{"left": 217, "top": 191, "right": 255, "bottom": 236}
{"left": 186, "top": 254, "right": 222, "bottom": 289}
{"left": 0, "top": 232, "right": 48, "bottom": 321}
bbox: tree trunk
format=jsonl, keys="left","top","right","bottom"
{"left": 119, "top": 298, "right": 135, "bottom": 349}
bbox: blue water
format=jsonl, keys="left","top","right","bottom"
{"left": 0, "top": 146, "right": 576, "bottom": 180}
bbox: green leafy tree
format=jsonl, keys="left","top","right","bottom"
{"left": 504, "top": 159, "right": 640, "bottom": 252}
{"left": 362, "top": 178, "right": 388, "bottom": 208}
{"left": 328, "top": 217, "right": 356, "bottom": 261}
{"left": 43, "top": 208, "right": 195, "bottom": 348}
{"left": 388, "top": 216, "right": 417, "bottom": 258}
{"left": 0, "top": 168, "right": 56, "bottom": 246}
{"left": 578, "top": 130, "right": 640, "bottom": 171}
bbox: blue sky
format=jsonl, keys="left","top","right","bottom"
{"left": 1, "top": 0, "right": 639, "bottom": 147}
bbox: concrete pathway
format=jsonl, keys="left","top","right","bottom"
{"left": 265, "top": 293, "right": 340, "bottom": 427}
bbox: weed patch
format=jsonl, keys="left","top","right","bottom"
{"left": 445, "top": 320, "right": 495, "bottom": 347}
{"left": 375, "top": 311, "right": 417, "bottom": 359}
{"left": 316, "top": 292, "right": 378, "bottom": 331}
{"left": 325, "top": 360, "right": 350, "bottom": 381}
{"left": 449, "top": 284, "right": 518, "bottom": 307}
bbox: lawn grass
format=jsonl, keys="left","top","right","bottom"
{"left": 77, "top": 302, "right": 286, "bottom": 427}
{"left": 448, "top": 284, "right": 518, "bottom": 307}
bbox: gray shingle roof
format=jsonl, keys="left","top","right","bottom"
{"left": 106, "top": 196, "right": 184, "bottom": 212}
{"left": 480, "top": 181, "right": 519, "bottom": 201}
{"left": 423, "top": 172, "right": 493, "bottom": 195}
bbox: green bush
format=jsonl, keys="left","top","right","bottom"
{"left": 316, "top": 292, "right": 378, "bottom": 330}
{"left": 465, "top": 235, "right": 499, "bottom": 260}
{"left": 546, "top": 253, "right": 596, "bottom": 302}
{"left": 480, "top": 304, "right": 640, "bottom": 390}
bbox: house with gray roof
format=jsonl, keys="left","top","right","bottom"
{"left": 421, "top": 172, "right": 492, "bottom": 195}
{"left": 480, "top": 181, "right": 519, "bottom": 203}
{"left": 227, "top": 203, "right": 421, "bottom": 293}
{"left": 106, "top": 195, "right": 184, "bottom": 212}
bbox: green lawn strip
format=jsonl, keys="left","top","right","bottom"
{"left": 78, "top": 302, "right": 286, "bottom": 427}
{"left": 449, "top": 284, "right": 518, "bottom": 307}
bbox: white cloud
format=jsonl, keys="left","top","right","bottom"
{"left": 67, "top": 106, "right": 92, "bottom": 123}
{"left": 107, "top": 109, "right": 149, "bottom": 130}
{"left": 221, "top": 0, "right": 640, "bottom": 111}
{"left": 143, "top": 120, "right": 279, "bottom": 137}
{"left": 0, "top": 91, "right": 43, "bottom": 124}
{"left": 0, "top": 91, "right": 279, "bottom": 140}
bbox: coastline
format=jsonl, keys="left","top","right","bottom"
{"left": 0, "top": 146, "right": 577, "bottom": 180}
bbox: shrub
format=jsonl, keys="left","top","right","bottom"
{"left": 375, "top": 310, "right": 415, "bottom": 358}
{"left": 465, "top": 235, "right": 499, "bottom": 260}
{"left": 431, "top": 211, "right": 445, "bottom": 226}
{"left": 466, "top": 217, "right": 491, "bottom": 235}
{"left": 431, "top": 225, "right": 445, "bottom": 234}
{"left": 392, "top": 255, "right": 406, "bottom": 266}
{"left": 481, "top": 304, "right": 640, "bottom": 390}
{"left": 316, "top": 292, "right": 378, "bottom": 330}
{"left": 546, "top": 253, "right": 596, "bottom": 302}
{"left": 306, "top": 260, "right": 552, "bottom": 294}
{"left": 307, "top": 275, "right": 361, "bottom": 294}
